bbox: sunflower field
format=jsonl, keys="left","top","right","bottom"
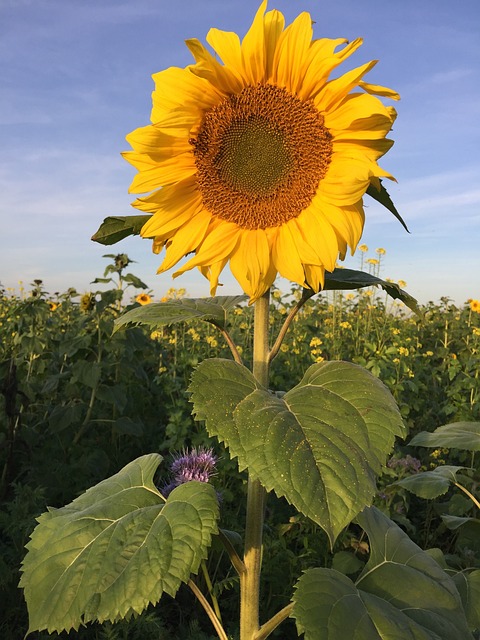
{"left": 1, "top": 253, "right": 479, "bottom": 639}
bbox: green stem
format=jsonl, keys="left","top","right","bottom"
{"left": 254, "top": 603, "right": 294, "bottom": 640}
{"left": 188, "top": 578, "right": 228, "bottom": 640}
{"left": 201, "top": 560, "right": 223, "bottom": 624}
{"left": 269, "top": 292, "right": 309, "bottom": 363}
{"left": 240, "top": 291, "right": 270, "bottom": 639}
{"left": 454, "top": 482, "right": 480, "bottom": 510}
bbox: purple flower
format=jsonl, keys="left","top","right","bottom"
{"left": 162, "top": 447, "right": 217, "bottom": 497}
{"left": 387, "top": 454, "right": 421, "bottom": 473}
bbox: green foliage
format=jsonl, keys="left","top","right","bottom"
{"left": 1, "top": 257, "right": 479, "bottom": 639}
{"left": 91, "top": 216, "right": 152, "bottom": 245}
{"left": 115, "top": 295, "right": 248, "bottom": 332}
{"left": 20, "top": 455, "right": 219, "bottom": 635}
{"left": 395, "top": 465, "right": 468, "bottom": 500}
{"left": 409, "top": 422, "right": 480, "bottom": 451}
{"left": 292, "top": 506, "right": 473, "bottom": 639}
{"left": 366, "top": 179, "right": 410, "bottom": 232}
{"left": 190, "top": 358, "right": 404, "bottom": 545}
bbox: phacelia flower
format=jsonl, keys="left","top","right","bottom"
{"left": 163, "top": 447, "right": 217, "bottom": 497}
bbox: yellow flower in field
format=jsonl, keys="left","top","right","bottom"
{"left": 339, "top": 321, "right": 352, "bottom": 329}
{"left": 206, "top": 335, "right": 218, "bottom": 348}
{"left": 136, "top": 293, "right": 152, "bottom": 305}
{"left": 376, "top": 247, "right": 386, "bottom": 255}
{"left": 124, "top": 1, "right": 398, "bottom": 302}
{"left": 473, "top": 327, "right": 480, "bottom": 337}
{"left": 310, "top": 336, "right": 323, "bottom": 347}
{"left": 345, "top": 292, "right": 355, "bottom": 300}
{"left": 80, "top": 293, "right": 95, "bottom": 312}
{"left": 398, "top": 346, "right": 409, "bottom": 356}
{"left": 425, "top": 350, "right": 434, "bottom": 356}
{"left": 469, "top": 299, "right": 480, "bottom": 313}
{"left": 398, "top": 280, "right": 407, "bottom": 288}
{"left": 366, "top": 258, "right": 379, "bottom": 265}
{"left": 48, "top": 302, "right": 59, "bottom": 311}
{"left": 358, "top": 244, "right": 369, "bottom": 253}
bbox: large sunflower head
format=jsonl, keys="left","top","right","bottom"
{"left": 123, "top": 1, "right": 399, "bottom": 302}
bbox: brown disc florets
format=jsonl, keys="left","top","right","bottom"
{"left": 191, "top": 84, "right": 333, "bottom": 230}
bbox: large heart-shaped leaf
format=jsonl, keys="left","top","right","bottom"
{"left": 291, "top": 507, "right": 473, "bottom": 639}
{"left": 114, "top": 296, "right": 247, "bottom": 332}
{"left": 190, "top": 359, "right": 405, "bottom": 545}
{"left": 20, "top": 454, "right": 219, "bottom": 634}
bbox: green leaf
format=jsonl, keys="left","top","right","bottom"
{"left": 114, "top": 295, "right": 247, "bottom": 332}
{"left": 71, "top": 360, "right": 102, "bottom": 388}
{"left": 331, "top": 550, "right": 365, "bottom": 575}
{"left": 394, "top": 465, "right": 467, "bottom": 500}
{"left": 122, "top": 273, "right": 148, "bottom": 289}
{"left": 366, "top": 180, "right": 409, "bottom": 232}
{"left": 452, "top": 570, "right": 480, "bottom": 631}
{"left": 441, "top": 515, "right": 478, "bottom": 531}
{"left": 320, "top": 268, "right": 420, "bottom": 315}
{"left": 113, "top": 416, "right": 144, "bottom": 436}
{"left": 291, "top": 507, "right": 474, "bottom": 639}
{"left": 91, "top": 215, "right": 151, "bottom": 245}
{"left": 408, "top": 422, "right": 480, "bottom": 451}
{"left": 20, "top": 454, "right": 219, "bottom": 634}
{"left": 190, "top": 359, "right": 405, "bottom": 545}
{"left": 48, "top": 402, "right": 83, "bottom": 433}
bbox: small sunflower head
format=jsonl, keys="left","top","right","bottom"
{"left": 136, "top": 293, "right": 152, "bottom": 305}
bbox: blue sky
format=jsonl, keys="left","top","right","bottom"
{"left": 1, "top": 0, "right": 479, "bottom": 305}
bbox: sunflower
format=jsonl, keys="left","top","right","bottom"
{"left": 470, "top": 299, "right": 480, "bottom": 313}
{"left": 123, "top": 1, "right": 399, "bottom": 302}
{"left": 136, "top": 293, "right": 152, "bottom": 305}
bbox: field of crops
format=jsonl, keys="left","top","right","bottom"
{"left": 1, "top": 256, "right": 479, "bottom": 639}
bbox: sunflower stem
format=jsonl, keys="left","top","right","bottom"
{"left": 240, "top": 291, "right": 270, "bottom": 639}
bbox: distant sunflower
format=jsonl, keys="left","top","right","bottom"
{"left": 136, "top": 293, "right": 152, "bottom": 305}
{"left": 470, "top": 299, "right": 480, "bottom": 313}
{"left": 123, "top": 0, "right": 399, "bottom": 301}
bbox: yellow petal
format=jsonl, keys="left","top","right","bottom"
{"left": 185, "top": 38, "right": 243, "bottom": 94}
{"left": 315, "top": 60, "right": 378, "bottom": 112}
{"left": 151, "top": 67, "right": 221, "bottom": 121}
{"left": 140, "top": 179, "right": 204, "bottom": 237}
{"left": 324, "top": 93, "right": 392, "bottom": 132}
{"left": 296, "top": 206, "right": 339, "bottom": 272}
{"left": 272, "top": 225, "right": 306, "bottom": 285}
{"left": 230, "top": 229, "right": 274, "bottom": 299}
{"left": 359, "top": 81, "right": 400, "bottom": 101}
{"left": 159, "top": 210, "right": 211, "bottom": 272}
{"left": 126, "top": 124, "right": 190, "bottom": 157}
{"left": 264, "top": 9, "right": 285, "bottom": 80}
{"left": 173, "top": 220, "right": 241, "bottom": 275}
{"left": 198, "top": 257, "right": 229, "bottom": 297}
{"left": 207, "top": 28, "right": 243, "bottom": 74}
{"left": 298, "top": 37, "right": 363, "bottom": 101}
{"left": 241, "top": 0, "right": 268, "bottom": 84}
{"left": 272, "top": 11, "right": 313, "bottom": 93}
{"left": 333, "top": 138, "right": 394, "bottom": 162}
{"left": 304, "top": 264, "right": 325, "bottom": 291}
{"left": 123, "top": 151, "right": 196, "bottom": 193}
